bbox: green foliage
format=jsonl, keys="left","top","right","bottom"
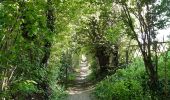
{"left": 154, "top": 0, "right": 170, "bottom": 29}
{"left": 47, "top": 62, "right": 67, "bottom": 100}
{"left": 12, "top": 80, "right": 38, "bottom": 94}
{"left": 157, "top": 52, "right": 170, "bottom": 95}
{"left": 94, "top": 59, "right": 152, "bottom": 100}
{"left": 1, "top": 0, "right": 170, "bottom": 99}
{"left": 0, "top": 0, "right": 68, "bottom": 99}
{"left": 87, "top": 55, "right": 99, "bottom": 81}
{"left": 58, "top": 51, "right": 72, "bottom": 82}
{"left": 106, "top": 21, "right": 124, "bottom": 43}
{"left": 94, "top": 55, "right": 170, "bottom": 100}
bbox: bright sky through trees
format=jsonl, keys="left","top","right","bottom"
{"left": 157, "top": 27, "right": 170, "bottom": 41}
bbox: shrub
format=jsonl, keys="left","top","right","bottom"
{"left": 94, "top": 59, "right": 152, "bottom": 100}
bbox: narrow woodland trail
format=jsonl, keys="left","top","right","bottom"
{"left": 65, "top": 60, "right": 96, "bottom": 100}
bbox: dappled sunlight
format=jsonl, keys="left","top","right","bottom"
{"left": 1, "top": 0, "right": 170, "bottom": 99}
{"left": 67, "top": 86, "right": 95, "bottom": 95}
{"left": 66, "top": 54, "right": 95, "bottom": 100}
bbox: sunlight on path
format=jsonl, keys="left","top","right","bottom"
{"left": 65, "top": 55, "right": 95, "bottom": 100}
{"left": 66, "top": 89, "right": 94, "bottom": 100}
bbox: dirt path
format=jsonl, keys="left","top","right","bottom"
{"left": 65, "top": 61, "right": 95, "bottom": 100}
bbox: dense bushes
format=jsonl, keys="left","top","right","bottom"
{"left": 94, "top": 59, "right": 151, "bottom": 100}
{"left": 94, "top": 56, "right": 170, "bottom": 100}
{"left": 0, "top": 1, "right": 70, "bottom": 99}
{"left": 47, "top": 62, "right": 67, "bottom": 100}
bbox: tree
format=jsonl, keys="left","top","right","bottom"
{"left": 74, "top": 1, "right": 125, "bottom": 74}
{"left": 116, "top": 0, "right": 170, "bottom": 97}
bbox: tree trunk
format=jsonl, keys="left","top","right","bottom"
{"left": 112, "top": 44, "right": 119, "bottom": 68}
{"left": 143, "top": 55, "right": 158, "bottom": 97}
{"left": 96, "top": 46, "right": 110, "bottom": 73}
{"left": 40, "top": 0, "right": 55, "bottom": 99}
{"left": 121, "top": 1, "right": 159, "bottom": 98}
